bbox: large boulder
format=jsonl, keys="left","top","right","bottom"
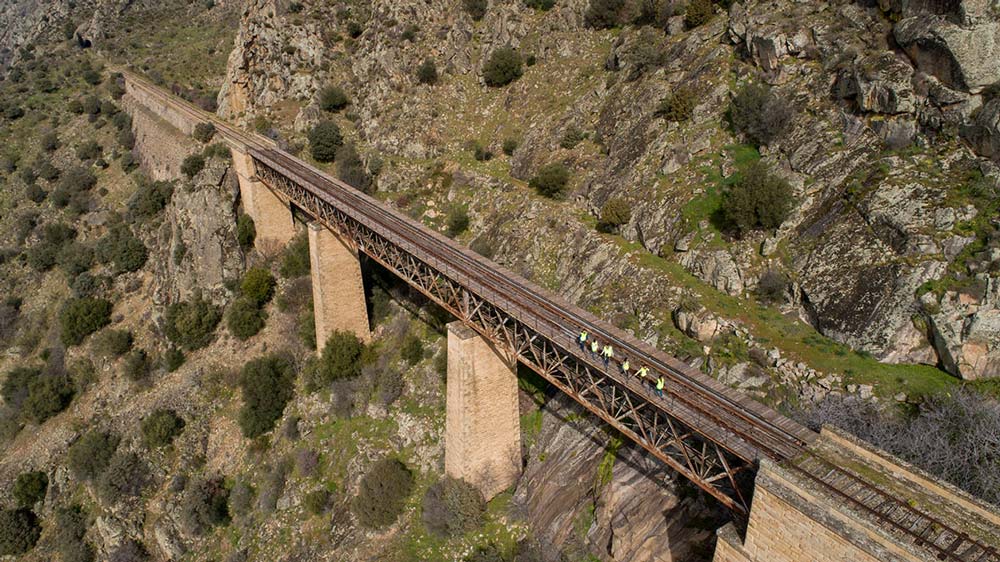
{"left": 679, "top": 250, "right": 745, "bottom": 296}
{"left": 853, "top": 52, "right": 917, "bottom": 114}
{"left": 962, "top": 99, "right": 1000, "bottom": 162}
{"left": 894, "top": 16, "right": 1000, "bottom": 93}
{"left": 926, "top": 278, "right": 1000, "bottom": 380}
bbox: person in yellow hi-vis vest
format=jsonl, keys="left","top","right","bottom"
{"left": 621, "top": 358, "right": 630, "bottom": 376}
{"left": 601, "top": 344, "right": 614, "bottom": 367}
{"left": 578, "top": 330, "right": 588, "bottom": 351}
{"left": 655, "top": 375, "right": 665, "bottom": 398}
{"left": 590, "top": 339, "right": 600, "bottom": 356}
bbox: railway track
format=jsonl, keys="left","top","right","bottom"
{"left": 121, "top": 72, "right": 998, "bottom": 561}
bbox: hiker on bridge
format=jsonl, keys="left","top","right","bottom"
{"left": 636, "top": 365, "right": 649, "bottom": 382}
{"left": 601, "top": 344, "right": 614, "bottom": 367}
{"left": 590, "top": 339, "right": 600, "bottom": 356}
{"left": 655, "top": 375, "right": 665, "bottom": 398}
{"left": 621, "top": 357, "right": 630, "bottom": 376}
{"left": 578, "top": 330, "right": 588, "bottom": 351}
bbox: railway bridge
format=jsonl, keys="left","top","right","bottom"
{"left": 121, "top": 71, "right": 1000, "bottom": 562}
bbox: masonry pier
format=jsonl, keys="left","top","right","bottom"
{"left": 230, "top": 148, "right": 296, "bottom": 249}
{"left": 445, "top": 322, "right": 522, "bottom": 500}
{"left": 308, "top": 222, "right": 371, "bottom": 350}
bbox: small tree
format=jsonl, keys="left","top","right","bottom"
{"left": 141, "top": 409, "right": 185, "bottom": 447}
{"left": 97, "top": 452, "right": 150, "bottom": 501}
{"left": 0, "top": 508, "right": 41, "bottom": 555}
{"left": 279, "top": 232, "right": 311, "bottom": 278}
{"left": 721, "top": 161, "right": 793, "bottom": 236}
{"left": 730, "top": 82, "right": 794, "bottom": 146}
{"left": 421, "top": 477, "right": 485, "bottom": 537}
{"left": 241, "top": 267, "right": 276, "bottom": 305}
{"left": 123, "top": 348, "right": 152, "bottom": 382}
{"left": 401, "top": 334, "right": 424, "bottom": 365}
{"left": 684, "top": 0, "right": 714, "bottom": 28}
{"left": 446, "top": 207, "right": 470, "bottom": 237}
{"left": 307, "top": 331, "right": 366, "bottom": 390}
{"left": 180, "top": 477, "right": 230, "bottom": 535}
{"left": 193, "top": 122, "right": 216, "bottom": 143}
{"left": 336, "top": 143, "right": 372, "bottom": 192}
{"left": 226, "top": 298, "right": 266, "bottom": 341}
{"left": 756, "top": 269, "right": 789, "bottom": 304}
{"left": 502, "top": 138, "right": 518, "bottom": 156}
{"left": 95, "top": 329, "right": 133, "bottom": 358}
{"left": 181, "top": 154, "right": 205, "bottom": 178}
{"left": 585, "top": 0, "right": 625, "bottom": 28}
{"left": 318, "top": 85, "right": 349, "bottom": 112}
{"left": 416, "top": 58, "right": 438, "bottom": 85}
{"left": 75, "top": 140, "right": 102, "bottom": 161}
{"left": 304, "top": 489, "right": 330, "bottom": 515}
{"left": 483, "top": 48, "right": 523, "bottom": 87}
{"left": 127, "top": 179, "right": 174, "bottom": 221}
{"left": 596, "top": 198, "right": 631, "bottom": 233}
{"left": 529, "top": 163, "right": 570, "bottom": 198}
{"left": 238, "top": 354, "right": 296, "bottom": 438}
{"left": 308, "top": 121, "right": 343, "bottom": 162}
{"left": 95, "top": 225, "right": 147, "bottom": 274}
{"left": 12, "top": 472, "right": 48, "bottom": 507}
{"left": 164, "top": 292, "right": 222, "bottom": 351}
{"left": 236, "top": 213, "right": 256, "bottom": 250}
{"left": 656, "top": 85, "right": 697, "bottom": 122}
{"left": 353, "top": 458, "right": 414, "bottom": 527}
{"left": 60, "top": 298, "right": 112, "bottom": 346}
{"left": 462, "top": 0, "right": 488, "bottom": 20}
{"left": 67, "top": 430, "right": 119, "bottom": 481}
{"left": 23, "top": 375, "right": 75, "bottom": 423}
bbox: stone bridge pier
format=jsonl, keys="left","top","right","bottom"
{"left": 307, "top": 222, "right": 371, "bottom": 349}
{"left": 445, "top": 322, "right": 522, "bottom": 500}
{"left": 230, "top": 148, "right": 296, "bottom": 249}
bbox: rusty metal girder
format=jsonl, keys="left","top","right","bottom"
{"left": 252, "top": 156, "right": 753, "bottom": 514}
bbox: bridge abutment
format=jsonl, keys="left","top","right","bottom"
{"left": 308, "top": 222, "right": 370, "bottom": 350}
{"left": 445, "top": 322, "right": 522, "bottom": 500}
{"left": 231, "top": 148, "right": 296, "bottom": 249}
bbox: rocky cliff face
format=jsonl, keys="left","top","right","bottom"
{"left": 216, "top": 0, "right": 998, "bottom": 382}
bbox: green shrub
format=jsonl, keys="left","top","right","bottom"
{"left": 192, "top": 122, "right": 216, "bottom": 143}
{"left": 529, "top": 163, "right": 570, "bottom": 198}
{"left": 756, "top": 269, "right": 789, "bottom": 304}
{"left": 586, "top": 0, "right": 625, "bottom": 28}
{"left": 304, "top": 489, "right": 330, "bottom": 515}
{"left": 308, "top": 121, "right": 343, "bottom": 162}
{"left": 502, "top": 138, "right": 518, "bottom": 156}
{"left": 164, "top": 292, "right": 222, "bottom": 351}
{"left": 60, "top": 298, "right": 112, "bottom": 346}
{"left": 353, "top": 458, "right": 414, "bottom": 527}
{"left": 722, "top": 161, "right": 793, "bottom": 235}
{"left": 117, "top": 129, "right": 135, "bottom": 150}
{"left": 0, "top": 508, "right": 40, "bottom": 555}
{"left": 400, "top": 333, "right": 424, "bottom": 365}
{"left": 729, "top": 82, "right": 794, "bottom": 146}
{"left": 127, "top": 178, "right": 174, "bottom": 220}
{"left": 181, "top": 154, "right": 205, "bottom": 178}
{"left": 227, "top": 298, "right": 266, "bottom": 341}
{"left": 123, "top": 348, "right": 152, "bottom": 381}
{"left": 82, "top": 68, "right": 101, "bottom": 85}
{"left": 96, "top": 452, "right": 149, "bottom": 501}
{"left": 597, "top": 198, "right": 631, "bottom": 233}
{"left": 180, "top": 477, "right": 230, "bottom": 535}
{"left": 299, "top": 310, "right": 316, "bottom": 350}
{"left": 41, "top": 131, "right": 59, "bottom": 152}
{"left": 307, "top": 331, "right": 366, "bottom": 391}
{"left": 59, "top": 166, "right": 98, "bottom": 192}
{"left": 684, "top": 0, "right": 714, "bottom": 28}
{"left": 67, "top": 430, "right": 119, "bottom": 481}
{"left": 23, "top": 375, "right": 74, "bottom": 423}
{"left": 203, "top": 142, "right": 231, "bottom": 160}
{"left": 416, "top": 58, "right": 438, "bottom": 85}
{"left": 525, "top": 0, "right": 556, "bottom": 9}
{"left": 560, "top": 127, "right": 586, "bottom": 149}
{"left": 241, "top": 268, "right": 276, "bottom": 305}
{"left": 12, "top": 472, "right": 48, "bottom": 507}
{"left": 483, "top": 47, "right": 523, "bottom": 87}
{"left": 336, "top": 143, "right": 372, "bottom": 192}
{"left": 52, "top": 504, "right": 92, "bottom": 562}
{"left": 318, "top": 85, "right": 349, "bottom": 112}
{"left": 236, "top": 213, "right": 256, "bottom": 250}
{"left": 468, "top": 140, "right": 493, "bottom": 162}
{"left": 109, "top": 539, "right": 149, "bottom": 562}
{"left": 37, "top": 160, "right": 60, "bottom": 181}
{"left": 2, "top": 367, "right": 37, "bottom": 410}
{"left": 94, "top": 329, "right": 133, "bottom": 358}
{"left": 422, "top": 477, "right": 485, "bottom": 537}
{"left": 95, "top": 225, "right": 147, "bottom": 274}
{"left": 228, "top": 480, "right": 255, "bottom": 518}
{"left": 462, "top": 0, "right": 488, "bottom": 20}
{"left": 446, "top": 207, "right": 470, "bottom": 236}
{"left": 75, "top": 140, "right": 102, "bottom": 161}
{"left": 163, "top": 348, "right": 185, "bottom": 372}
{"left": 113, "top": 112, "right": 132, "bottom": 131}
{"left": 656, "top": 85, "right": 697, "bottom": 122}
{"left": 238, "top": 354, "right": 296, "bottom": 438}
{"left": 57, "top": 242, "right": 95, "bottom": 278}
{"left": 141, "top": 409, "right": 185, "bottom": 447}
{"left": 280, "top": 232, "right": 311, "bottom": 278}
{"left": 25, "top": 183, "right": 47, "bottom": 204}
